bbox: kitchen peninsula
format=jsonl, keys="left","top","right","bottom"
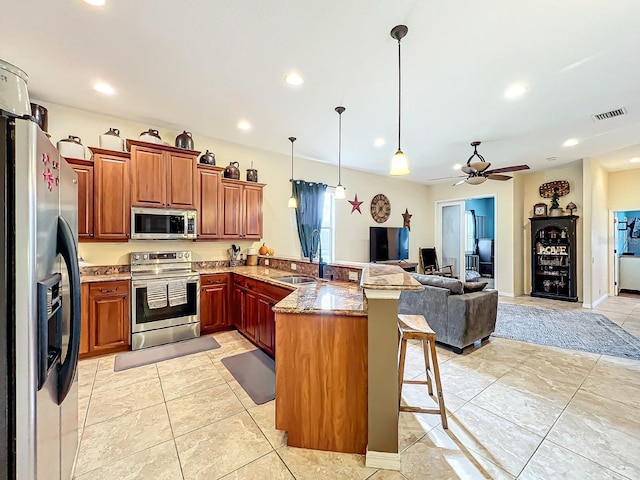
{"left": 274, "top": 263, "right": 422, "bottom": 470}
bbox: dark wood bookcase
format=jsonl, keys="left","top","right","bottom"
{"left": 530, "top": 215, "right": 579, "bottom": 302}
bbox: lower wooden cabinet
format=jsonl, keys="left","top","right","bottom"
{"left": 231, "top": 275, "right": 291, "bottom": 357}
{"left": 80, "top": 280, "right": 130, "bottom": 358}
{"left": 200, "top": 274, "right": 230, "bottom": 335}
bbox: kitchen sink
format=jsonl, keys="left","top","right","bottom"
{"left": 277, "top": 275, "right": 317, "bottom": 285}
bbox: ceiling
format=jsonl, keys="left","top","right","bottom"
{"left": 4, "top": 0, "right": 640, "bottom": 184}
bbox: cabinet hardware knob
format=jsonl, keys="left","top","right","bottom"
{"left": 89, "top": 233, "right": 94, "bottom": 238}
{"left": 99, "top": 287, "right": 118, "bottom": 293}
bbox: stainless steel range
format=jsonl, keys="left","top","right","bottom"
{"left": 130, "top": 250, "right": 200, "bottom": 350}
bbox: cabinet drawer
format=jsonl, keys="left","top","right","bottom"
{"left": 201, "top": 274, "right": 228, "bottom": 286}
{"left": 89, "top": 280, "right": 130, "bottom": 297}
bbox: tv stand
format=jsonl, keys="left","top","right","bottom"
{"left": 375, "top": 260, "right": 417, "bottom": 272}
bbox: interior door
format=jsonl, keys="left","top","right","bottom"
{"left": 435, "top": 200, "right": 466, "bottom": 279}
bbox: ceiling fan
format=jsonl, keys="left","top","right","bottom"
{"left": 452, "top": 141, "right": 530, "bottom": 186}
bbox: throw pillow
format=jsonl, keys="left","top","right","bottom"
{"left": 410, "top": 273, "right": 464, "bottom": 295}
{"left": 463, "top": 281, "right": 488, "bottom": 293}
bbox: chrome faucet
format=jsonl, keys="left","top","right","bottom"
{"left": 309, "top": 229, "right": 326, "bottom": 278}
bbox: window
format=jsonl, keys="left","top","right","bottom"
{"left": 320, "top": 192, "right": 335, "bottom": 262}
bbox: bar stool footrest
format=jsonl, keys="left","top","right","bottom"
{"left": 400, "top": 406, "right": 443, "bottom": 415}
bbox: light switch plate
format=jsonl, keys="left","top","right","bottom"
{"left": 265, "top": 259, "right": 269, "bottom": 266}
{"left": 291, "top": 263, "right": 297, "bottom": 270}
{"left": 348, "top": 271, "right": 359, "bottom": 281}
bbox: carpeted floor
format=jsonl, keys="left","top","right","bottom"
{"left": 494, "top": 303, "right": 640, "bottom": 360}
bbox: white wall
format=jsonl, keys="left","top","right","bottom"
{"left": 581, "top": 159, "right": 609, "bottom": 306}
{"left": 41, "top": 101, "right": 430, "bottom": 265}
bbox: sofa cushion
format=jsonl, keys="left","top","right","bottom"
{"left": 463, "top": 281, "right": 488, "bottom": 293}
{"left": 410, "top": 273, "right": 464, "bottom": 295}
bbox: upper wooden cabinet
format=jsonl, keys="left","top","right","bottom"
{"left": 127, "top": 140, "right": 199, "bottom": 210}
{"left": 67, "top": 158, "right": 94, "bottom": 240}
{"left": 197, "top": 165, "right": 223, "bottom": 239}
{"left": 221, "top": 179, "right": 264, "bottom": 239}
{"left": 71, "top": 149, "right": 130, "bottom": 242}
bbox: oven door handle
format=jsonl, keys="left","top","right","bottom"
{"left": 132, "top": 276, "right": 200, "bottom": 288}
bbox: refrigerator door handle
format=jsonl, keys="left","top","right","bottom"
{"left": 56, "top": 216, "right": 81, "bottom": 405}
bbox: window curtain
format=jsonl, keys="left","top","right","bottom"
{"left": 292, "top": 180, "right": 327, "bottom": 257}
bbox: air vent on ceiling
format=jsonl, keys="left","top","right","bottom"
{"left": 592, "top": 107, "right": 627, "bottom": 121}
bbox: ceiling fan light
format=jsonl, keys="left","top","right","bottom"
{"left": 390, "top": 150, "right": 410, "bottom": 176}
{"left": 335, "top": 184, "right": 346, "bottom": 199}
{"left": 466, "top": 176, "right": 487, "bottom": 185}
{"left": 469, "top": 161, "right": 490, "bottom": 172}
{"left": 288, "top": 196, "right": 297, "bottom": 209}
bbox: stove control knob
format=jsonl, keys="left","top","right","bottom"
{"left": 143, "top": 254, "right": 148, "bottom": 260}
{"left": 133, "top": 254, "right": 140, "bottom": 260}
{"left": 184, "top": 252, "right": 190, "bottom": 259}
{"left": 178, "top": 252, "right": 183, "bottom": 258}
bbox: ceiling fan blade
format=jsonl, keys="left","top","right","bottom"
{"left": 487, "top": 174, "right": 512, "bottom": 181}
{"left": 484, "top": 164, "right": 530, "bottom": 175}
{"left": 428, "top": 174, "right": 466, "bottom": 181}
{"left": 453, "top": 178, "right": 467, "bottom": 186}
{"left": 461, "top": 165, "right": 476, "bottom": 174}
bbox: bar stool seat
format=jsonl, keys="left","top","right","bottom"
{"left": 398, "top": 314, "right": 448, "bottom": 429}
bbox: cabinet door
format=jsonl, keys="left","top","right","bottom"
{"left": 131, "top": 146, "right": 166, "bottom": 207}
{"left": 232, "top": 283, "right": 246, "bottom": 331}
{"left": 94, "top": 154, "right": 130, "bottom": 240}
{"left": 244, "top": 289, "right": 259, "bottom": 341}
{"left": 243, "top": 184, "right": 263, "bottom": 239}
{"left": 167, "top": 152, "right": 197, "bottom": 209}
{"left": 197, "top": 167, "right": 222, "bottom": 239}
{"left": 256, "top": 294, "right": 275, "bottom": 356}
{"left": 80, "top": 283, "right": 90, "bottom": 356}
{"left": 200, "top": 277, "right": 228, "bottom": 335}
{"left": 89, "top": 282, "right": 130, "bottom": 353}
{"left": 222, "top": 183, "right": 243, "bottom": 238}
{"left": 71, "top": 163, "right": 94, "bottom": 240}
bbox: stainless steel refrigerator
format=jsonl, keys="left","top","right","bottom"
{"left": 1, "top": 114, "right": 81, "bottom": 480}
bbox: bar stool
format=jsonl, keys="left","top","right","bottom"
{"left": 397, "top": 314, "right": 448, "bottom": 429}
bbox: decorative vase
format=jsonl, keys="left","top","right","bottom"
{"left": 549, "top": 208, "right": 563, "bottom": 217}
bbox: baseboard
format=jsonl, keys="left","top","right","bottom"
{"left": 498, "top": 291, "right": 515, "bottom": 297}
{"left": 365, "top": 449, "right": 401, "bottom": 470}
{"left": 583, "top": 293, "right": 608, "bottom": 309}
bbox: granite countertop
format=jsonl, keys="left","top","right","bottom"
{"left": 360, "top": 263, "right": 423, "bottom": 290}
{"left": 80, "top": 263, "right": 415, "bottom": 315}
{"left": 80, "top": 272, "right": 131, "bottom": 283}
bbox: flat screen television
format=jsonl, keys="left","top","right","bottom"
{"left": 369, "top": 227, "right": 409, "bottom": 262}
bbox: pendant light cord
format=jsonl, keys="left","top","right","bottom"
{"left": 338, "top": 111, "right": 342, "bottom": 184}
{"left": 397, "top": 38, "right": 402, "bottom": 151}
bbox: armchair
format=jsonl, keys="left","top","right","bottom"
{"left": 418, "top": 247, "right": 454, "bottom": 277}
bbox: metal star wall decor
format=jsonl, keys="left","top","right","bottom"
{"left": 402, "top": 207, "right": 412, "bottom": 230}
{"left": 348, "top": 194, "right": 363, "bottom": 214}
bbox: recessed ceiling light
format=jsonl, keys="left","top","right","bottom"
{"left": 630, "top": 157, "right": 640, "bottom": 163}
{"left": 453, "top": 163, "right": 462, "bottom": 170}
{"left": 563, "top": 138, "right": 579, "bottom": 147}
{"left": 374, "top": 138, "right": 385, "bottom": 148}
{"left": 93, "top": 82, "right": 115, "bottom": 95}
{"left": 83, "top": 0, "right": 106, "bottom": 6}
{"left": 237, "top": 120, "right": 252, "bottom": 131}
{"left": 285, "top": 73, "right": 304, "bottom": 86}
{"left": 504, "top": 83, "right": 528, "bottom": 99}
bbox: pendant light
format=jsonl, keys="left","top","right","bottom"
{"left": 389, "top": 24, "right": 409, "bottom": 176}
{"left": 335, "top": 106, "right": 346, "bottom": 199}
{"left": 287, "top": 137, "right": 297, "bottom": 208}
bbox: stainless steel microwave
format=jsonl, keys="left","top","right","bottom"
{"left": 131, "top": 207, "right": 197, "bottom": 240}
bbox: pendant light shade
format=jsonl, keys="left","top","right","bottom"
{"left": 288, "top": 136, "right": 297, "bottom": 209}
{"left": 335, "top": 106, "right": 346, "bottom": 199}
{"left": 389, "top": 24, "right": 409, "bottom": 176}
{"left": 465, "top": 176, "right": 487, "bottom": 185}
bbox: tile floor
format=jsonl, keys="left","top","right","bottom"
{"left": 74, "top": 295, "right": 640, "bottom": 479}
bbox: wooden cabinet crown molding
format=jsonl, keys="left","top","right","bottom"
{"left": 221, "top": 177, "right": 266, "bottom": 187}
{"left": 88, "top": 147, "right": 131, "bottom": 159}
{"left": 126, "top": 139, "right": 201, "bottom": 157}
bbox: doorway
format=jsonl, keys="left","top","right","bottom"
{"left": 466, "top": 197, "right": 496, "bottom": 289}
{"left": 612, "top": 210, "right": 640, "bottom": 298}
